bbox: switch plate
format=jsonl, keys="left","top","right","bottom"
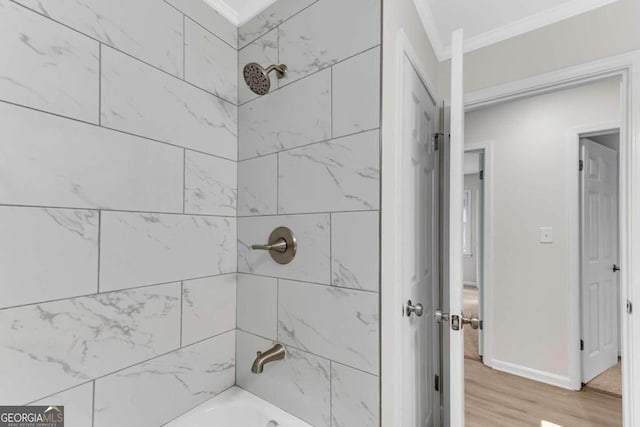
{"left": 539, "top": 227, "right": 553, "bottom": 243}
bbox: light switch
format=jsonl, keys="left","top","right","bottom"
{"left": 539, "top": 227, "right": 553, "bottom": 244}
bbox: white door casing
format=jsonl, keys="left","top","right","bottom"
{"left": 399, "top": 43, "right": 440, "bottom": 427}
{"left": 447, "top": 28, "right": 466, "bottom": 427}
{"left": 580, "top": 138, "right": 619, "bottom": 382}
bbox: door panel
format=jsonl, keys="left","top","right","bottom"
{"left": 448, "top": 29, "right": 465, "bottom": 427}
{"left": 400, "top": 50, "right": 439, "bottom": 427}
{"left": 580, "top": 138, "right": 619, "bottom": 383}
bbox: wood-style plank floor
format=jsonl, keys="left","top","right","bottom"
{"left": 465, "top": 359, "right": 622, "bottom": 427}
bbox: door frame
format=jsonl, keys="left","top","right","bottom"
{"left": 463, "top": 143, "right": 493, "bottom": 364}
{"left": 569, "top": 121, "right": 622, "bottom": 390}
{"left": 388, "top": 28, "right": 442, "bottom": 427}
{"left": 465, "top": 50, "right": 640, "bottom": 426}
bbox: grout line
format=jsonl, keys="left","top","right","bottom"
{"left": 91, "top": 380, "right": 96, "bottom": 427}
{"left": 98, "top": 43, "right": 102, "bottom": 125}
{"left": 235, "top": 272, "right": 379, "bottom": 295}
{"left": 0, "top": 202, "right": 237, "bottom": 219}
{"left": 276, "top": 279, "right": 280, "bottom": 341}
{"left": 329, "top": 360, "right": 333, "bottom": 424}
{"left": 238, "top": 127, "right": 381, "bottom": 162}
{"left": 237, "top": 328, "right": 378, "bottom": 377}
{"left": 183, "top": 149, "right": 187, "bottom": 214}
{"left": 329, "top": 213, "right": 333, "bottom": 286}
{"left": 180, "top": 281, "right": 184, "bottom": 347}
{"left": 0, "top": 97, "right": 238, "bottom": 163}
{"left": 330, "top": 65, "right": 333, "bottom": 139}
{"left": 182, "top": 14, "right": 186, "bottom": 80}
{"left": 237, "top": 43, "right": 381, "bottom": 108}
{"left": 238, "top": 0, "right": 320, "bottom": 49}
{"left": 238, "top": 208, "right": 379, "bottom": 218}
{"left": 97, "top": 210, "right": 101, "bottom": 293}
{"left": 276, "top": 153, "right": 280, "bottom": 214}
{"left": 0, "top": 273, "right": 235, "bottom": 312}
{"left": 177, "top": 7, "right": 238, "bottom": 51}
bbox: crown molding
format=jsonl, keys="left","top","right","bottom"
{"left": 414, "top": 0, "right": 619, "bottom": 62}
{"left": 202, "top": 0, "right": 276, "bottom": 26}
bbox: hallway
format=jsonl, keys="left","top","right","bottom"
{"left": 465, "top": 359, "right": 622, "bottom": 426}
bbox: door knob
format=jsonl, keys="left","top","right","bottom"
{"left": 251, "top": 227, "right": 297, "bottom": 265}
{"left": 406, "top": 300, "right": 424, "bottom": 317}
{"left": 434, "top": 310, "right": 449, "bottom": 323}
{"left": 613, "top": 264, "right": 621, "bottom": 272}
{"left": 461, "top": 314, "right": 480, "bottom": 330}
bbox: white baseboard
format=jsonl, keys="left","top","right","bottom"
{"left": 485, "top": 358, "right": 576, "bottom": 390}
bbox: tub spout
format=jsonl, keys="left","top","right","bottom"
{"left": 251, "top": 343, "right": 286, "bottom": 374}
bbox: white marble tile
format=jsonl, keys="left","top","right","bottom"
{"left": 239, "top": 29, "right": 278, "bottom": 104}
{"left": 100, "top": 212, "right": 236, "bottom": 292}
{"left": 166, "top": 0, "right": 237, "bottom": 48}
{"left": 236, "top": 331, "right": 330, "bottom": 427}
{"left": 185, "top": 17, "right": 237, "bottom": 104}
{"left": 94, "top": 331, "right": 235, "bottom": 427}
{"left": 238, "top": 0, "right": 316, "bottom": 48}
{"left": 0, "top": 102, "right": 183, "bottom": 213}
{"left": 185, "top": 151, "right": 237, "bottom": 216}
{"left": 237, "top": 274, "right": 278, "bottom": 339}
{"left": 331, "top": 363, "right": 379, "bottom": 427}
{"left": 101, "top": 46, "right": 237, "bottom": 160}
{"left": 30, "top": 383, "right": 93, "bottom": 427}
{"left": 332, "top": 47, "right": 381, "bottom": 138}
{"left": 238, "top": 214, "right": 330, "bottom": 284}
{"left": 15, "top": 0, "right": 184, "bottom": 76}
{"left": 331, "top": 211, "right": 379, "bottom": 292}
{"left": 278, "top": 280, "right": 379, "bottom": 374}
{"left": 238, "top": 154, "right": 278, "bottom": 216}
{"left": 0, "top": 207, "right": 98, "bottom": 309}
{"left": 278, "top": 0, "right": 380, "bottom": 83}
{"left": 0, "top": 283, "right": 181, "bottom": 404}
{"left": 182, "top": 274, "right": 236, "bottom": 346}
{"left": 278, "top": 130, "right": 380, "bottom": 214}
{"left": 0, "top": 0, "right": 98, "bottom": 122}
{"left": 239, "top": 69, "right": 330, "bottom": 160}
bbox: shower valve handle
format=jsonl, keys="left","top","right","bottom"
{"left": 252, "top": 239, "right": 288, "bottom": 253}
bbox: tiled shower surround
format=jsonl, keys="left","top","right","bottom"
{"left": 0, "top": 0, "right": 380, "bottom": 425}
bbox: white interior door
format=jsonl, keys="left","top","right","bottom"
{"left": 580, "top": 138, "right": 619, "bottom": 383}
{"left": 448, "top": 28, "right": 466, "bottom": 427}
{"left": 399, "top": 47, "right": 439, "bottom": 427}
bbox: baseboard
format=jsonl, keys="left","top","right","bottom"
{"left": 485, "top": 358, "right": 575, "bottom": 390}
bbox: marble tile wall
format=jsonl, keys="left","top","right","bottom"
{"left": 237, "top": 0, "right": 381, "bottom": 425}
{"left": 0, "top": 0, "right": 238, "bottom": 425}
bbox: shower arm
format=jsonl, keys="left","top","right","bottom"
{"left": 265, "top": 64, "right": 287, "bottom": 78}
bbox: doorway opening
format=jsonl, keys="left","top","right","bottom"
{"left": 462, "top": 78, "right": 624, "bottom": 426}
{"left": 463, "top": 149, "right": 484, "bottom": 363}
{"left": 579, "top": 128, "right": 622, "bottom": 398}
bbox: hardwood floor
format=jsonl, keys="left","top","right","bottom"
{"left": 465, "top": 359, "right": 622, "bottom": 427}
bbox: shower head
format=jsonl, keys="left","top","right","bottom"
{"left": 243, "top": 62, "right": 287, "bottom": 96}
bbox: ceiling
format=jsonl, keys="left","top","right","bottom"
{"left": 203, "top": 0, "right": 275, "bottom": 26}
{"left": 203, "top": 0, "right": 618, "bottom": 53}
{"left": 414, "top": 0, "right": 619, "bottom": 60}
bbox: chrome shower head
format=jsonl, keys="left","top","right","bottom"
{"left": 243, "top": 63, "right": 287, "bottom": 96}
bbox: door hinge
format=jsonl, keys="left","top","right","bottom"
{"left": 580, "top": 339, "right": 584, "bottom": 351}
{"left": 479, "top": 170, "right": 484, "bottom": 180}
{"left": 451, "top": 315, "right": 460, "bottom": 331}
{"left": 435, "top": 374, "right": 440, "bottom": 392}
{"left": 628, "top": 300, "right": 633, "bottom": 314}
{"left": 433, "top": 133, "right": 443, "bottom": 151}
{"left": 579, "top": 159, "right": 584, "bottom": 172}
